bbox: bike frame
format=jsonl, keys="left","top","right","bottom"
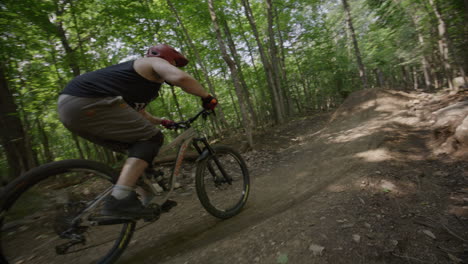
{"left": 142, "top": 127, "right": 197, "bottom": 204}
{"left": 80, "top": 111, "right": 220, "bottom": 225}
{"left": 141, "top": 126, "right": 217, "bottom": 206}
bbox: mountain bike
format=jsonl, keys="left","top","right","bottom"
{"left": 0, "top": 109, "right": 250, "bottom": 264}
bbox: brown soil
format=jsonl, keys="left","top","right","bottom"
{"left": 112, "top": 89, "right": 468, "bottom": 264}
{"left": 8, "top": 88, "right": 465, "bottom": 264}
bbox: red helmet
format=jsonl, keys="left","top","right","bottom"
{"left": 146, "top": 44, "right": 189, "bottom": 67}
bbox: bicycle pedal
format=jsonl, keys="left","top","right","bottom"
{"left": 161, "top": 200, "right": 177, "bottom": 212}
{"left": 143, "top": 204, "right": 161, "bottom": 222}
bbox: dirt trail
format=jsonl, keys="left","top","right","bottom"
{"left": 119, "top": 89, "right": 467, "bottom": 264}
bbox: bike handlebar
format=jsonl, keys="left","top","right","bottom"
{"left": 167, "top": 109, "right": 213, "bottom": 130}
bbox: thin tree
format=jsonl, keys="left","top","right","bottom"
{"left": 240, "top": 0, "right": 285, "bottom": 123}
{"left": 166, "top": 0, "right": 230, "bottom": 128}
{"left": 266, "top": 0, "right": 288, "bottom": 115}
{"left": 0, "top": 64, "right": 36, "bottom": 180}
{"left": 428, "top": 0, "right": 466, "bottom": 91}
{"left": 221, "top": 17, "right": 258, "bottom": 126}
{"left": 341, "top": 0, "right": 368, "bottom": 89}
{"left": 403, "top": 1, "right": 435, "bottom": 90}
{"left": 207, "top": 0, "right": 253, "bottom": 148}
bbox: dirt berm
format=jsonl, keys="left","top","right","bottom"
{"left": 120, "top": 89, "right": 468, "bottom": 264}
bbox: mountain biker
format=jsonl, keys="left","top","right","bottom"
{"left": 57, "top": 44, "right": 218, "bottom": 219}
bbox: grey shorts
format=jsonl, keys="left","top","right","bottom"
{"left": 57, "top": 94, "right": 160, "bottom": 153}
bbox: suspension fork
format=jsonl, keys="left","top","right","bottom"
{"left": 193, "top": 138, "right": 232, "bottom": 184}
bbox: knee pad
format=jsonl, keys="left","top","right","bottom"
{"left": 128, "top": 131, "right": 164, "bottom": 164}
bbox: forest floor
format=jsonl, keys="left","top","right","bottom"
{"left": 117, "top": 88, "right": 468, "bottom": 264}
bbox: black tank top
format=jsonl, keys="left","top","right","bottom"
{"left": 61, "top": 60, "right": 162, "bottom": 110}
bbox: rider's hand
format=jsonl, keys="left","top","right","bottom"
{"left": 160, "top": 119, "right": 176, "bottom": 129}
{"left": 201, "top": 95, "right": 218, "bottom": 110}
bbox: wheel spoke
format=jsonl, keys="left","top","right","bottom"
{"left": 1, "top": 161, "right": 135, "bottom": 264}
{"left": 196, "top": 146, "right": 250, "bottom": 219}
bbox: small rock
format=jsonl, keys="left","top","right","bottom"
{"left": 254, "top": 257, "right": 260, "bottom": 262}
{"left": 447, "top": 253, "right": 462, "bottom": 263}
{"left": 434, "top": 171, "right": 449, "bottom": 177}
{"left": 309, "top": 244, "right": 325, "bottom": 256}
{"left": 422, "top": 229, "right": 436, "bottom": 239}
{"left": 341, "top": 223, "right": 355, "bottom": 229}
{"left": 449, "top": 206, "right": 468, "bottom": 217}
{"left": 35, "top": 234, "right": 48, "bottom": 240}
{"left": 291, "top": 240, "right": 301, "bottom": 247}
{"left": 353, "top": 234, "right": 361, "bottom": 243}
{"left": 364, "top": 223, "right": 371, "bottom": 228}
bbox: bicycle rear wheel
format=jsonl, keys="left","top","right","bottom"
{"left": 0, "top": 159, "right": 135, "bottom": 264}
{"left": 195, "top": 146, "right": 250, "bottom": 219}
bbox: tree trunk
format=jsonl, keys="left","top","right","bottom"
{"left": 36, "top": 117, "right": 54, "bottom": 162}
{"left": 208, "top": 0, "right": 253, "bottom": 148}
{"left": 411, "top": 67, "right": 418, "bottom": 90}
{"left": 169, "top": 85, "right": 184, "bottom": 120}
{"left": 273, "top": 4, "right": 292, "bottom": 114}
{"left": 342, "top": 0, "right": 368, "bottom": 89}
{"left": 52, "top": 1, "right": 82, "bottom": 78}
{"left": 240, "top": 0, "right": 284, "bottom": 124}
{"left": 374, "top": 68, "right": 386, "bottom": 88}
{"left": 72, "top": 134, "right": 85, "bottom": 159}
{"left": 228, "top": 86, "right": 242, "bottom": 127}
{"left": 166, "top": 0, "right": 230, "bottom": 129}
{"left": 221, "top": 18, "right": 258, "bottom": 126}
{"left": 428, "top": 0, "right": 453, "bottom": 89}
{"left": 232, "top": 6, "right": 267, "bottom": 120}
{"left": 400, "top": 64, "right": 410, "bottom": 90}
{"left": 406, "top": 9, "right": 435, "bottom": 91}
{"left": 266, "top": 0, "right": 288, "bottom": 116}
{"left": 69, "top": 1, "right": 90, "bottom": 72}
{"left": 428, "top": 0, "right": 466, "bottom": 92}
{"left": 15, "top": 76, "right": 39, "bottom": 167}
{"left": 0, "top": 64, "right": 36, "bottom": 180}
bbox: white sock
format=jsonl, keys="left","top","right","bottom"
{"left": 111, "top": 185, "right": 133, "bottom": 200}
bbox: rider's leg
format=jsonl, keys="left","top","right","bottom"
{"left": 111, "top": 158, "right": 154, "bottom": 206}
{"left": 58, "top": 95, "right": 163, "bottom": 217}
{"left": 111, "top": 157, "right": 148, "bottom": 199}
{"left": 103, "top": 132, "right": 164, "bottom": 217}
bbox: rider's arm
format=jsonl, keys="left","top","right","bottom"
{"left": 139, "top": 109, "right": 164, "bottom": 125}
{"left": 150, "top": 58, "right": 210, "bottom": 98}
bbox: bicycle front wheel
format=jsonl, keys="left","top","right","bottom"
{"left": 0, "top": 159, "right": 135, "bottom": 264}
{"left": 195, "top": 146, "right": 250, "bottom": 219}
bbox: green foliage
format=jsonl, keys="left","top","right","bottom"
{"left": 1, "top": 0, "right": 466, "bottom": 176}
